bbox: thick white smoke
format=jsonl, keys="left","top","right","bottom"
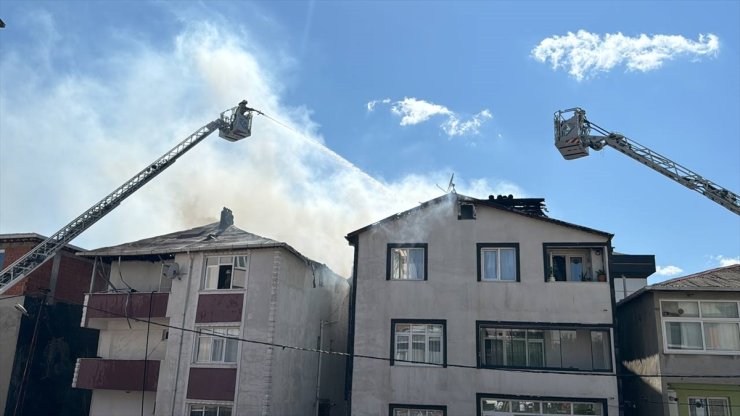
{"left": 0, "top": 17, "right": 522, "bottom": 276}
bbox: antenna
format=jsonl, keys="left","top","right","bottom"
{"left": 436, "top": 173, "right": 456, "bottom": 193}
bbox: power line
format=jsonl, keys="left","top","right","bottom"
{"left": 40, "top": 291, "right": 740, "bottom": 380}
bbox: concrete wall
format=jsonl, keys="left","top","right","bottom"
{"left": 613, "top": 277, "right": 648, "bottom": 303}
{"left": 152, "top": 248, "right": 348, "bottom": 416}
{"left": 109, "top": 261, "right": 164, "bottom": 293}
{"left": 351, "top": 197, "right": 618, "bottom": 415}
{"left": 618, "top": 292, "right": 664, "bottom": 416}
{"left": 95, "top": 320, "right": 169, "bottom": 361}
{"left": 90, "top": 390, "right": 156, "bottom": 416}
{"left": 0, "top": 298, "right": 22, "bottom": 413}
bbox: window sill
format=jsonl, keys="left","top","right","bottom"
{"left": 392, "top": 362, "right": 445, "bottom": 368}
{"left": 199, "top": 288, "right": 246, "bottom": 292}
{"left": 664, "top": 349, "right": 740, "bottom": 356}
{"left": 389, "top": 279, "right": 427, "bottom": 282}
{"left": 480, "top": 279, "right": 518, "bottom": 283}
{"left": 190, "top": 362, "right": 238, "bottom": 368}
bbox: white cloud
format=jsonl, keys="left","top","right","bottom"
{"left": 0, "top": 15, "right": 521, "bottom": 277}
{"left": 655, "top": 265, "right": 684, "bottom": 277}
{"left": 367, "top": 98, "right": 390, "bottom": 112}
{"left": 709, "top": 255, "right": 740, "bottom": 267}
{"left": 367, "top": 97, "right": 492, "bottom": 137}
{"left": 443, "top": 109, "right": 493, "bottom": 137}
{"left": 532, "top": 31, "right": 719, "bottom": 81}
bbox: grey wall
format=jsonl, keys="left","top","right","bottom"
{"left": 351, "top": 198, "right": 619, "bottom": 415}
{"left": 0, "top": 298, "right": 22, "bottom": 413}
{"left": 618, "top": 290, "right": 740, "bottom": 416}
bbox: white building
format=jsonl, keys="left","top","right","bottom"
{"left": 345, "top": 194, "right": 623, "bottom": 416}
{"left": 72, "top": 208, "right": 349, "bottom": 416}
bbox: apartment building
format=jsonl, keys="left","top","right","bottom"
{"left": 618, "top": 264, "right": 740, "bottom": 416}
{"left": 72, "top": 208, "right": 349, "bottom": 416}
{"left": 0, "top": 233, "right": 98, "bottom": 416}
{"left": 345, "top": 194, "right": 626, "bottom": 415}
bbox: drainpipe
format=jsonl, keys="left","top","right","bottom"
{"left": 171, "top": 251, "right": 194, "bottom": 415}
{"left": 315, "top": 319, "right": 338, "bottom": 416}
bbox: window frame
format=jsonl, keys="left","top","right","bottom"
{"left": 386, "top": 244, "right": 428, "bottom": 281}
{"left": 389, "top": 404, "right": 447, "bottom": 416}
{"left": 477, "top": 243, "right": 520, "bottom": 282}
{"left": 542, "top": 243, "right": 608, "bottom": 283}
{"left": 193, "top": 326, "right": 240, "bottom": 364}
{"left": 390, "top": 319, "right": 446, "bottom": 367}
{"left": 476, "top": 393, "right": 607, "bottom": 416}
{"left": 687, "top": 396, "right": 730, "bottom": 416}
{"left": 476, "top": 321, "right": 614, "bottom": 373}
{"left": 188, "top": 402, "right": 233, "bottom": 416}
{"left": 202, "top": 255, "right": 249, "bottom": 291}
{"left": 660, "top": 300, "right": 740, "bottom": 355}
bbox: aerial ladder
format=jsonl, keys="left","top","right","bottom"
{"left": 554, "top": 108, "right": 740, "bottom": 216}
{"left": 0, "top": 100, "right": 260, "bottom": 295}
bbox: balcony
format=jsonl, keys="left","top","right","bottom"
{"left": 82, "top": 292, "right": 168, "bottom": 326}
{"left": 72, "top": 358, "right": 160, "bottom": 391}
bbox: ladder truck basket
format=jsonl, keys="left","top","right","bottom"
{"left": 219, "top": 112, "right": 253, "bottom": 142}
{"left": 554, "top": 108, "right": 590, "bottom": 160}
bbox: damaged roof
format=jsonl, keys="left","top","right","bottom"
{"left": 346, "top": 193, "right": 612, "bottom": 241}
{"left": 619, "top": 264, "right": 740, "bottom": 305}
{"left": 78, "top": 222, "right": 308, "bottom": 263}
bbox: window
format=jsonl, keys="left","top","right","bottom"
{"left": 479, "top": 395, "right": 604, "bottom": 415}
{"left": 194, "top": 327, "right": 239, "bottom": 363}
{"left": 392, "top": 320, "right": 445, "bottom": 366}
{"left": 661, "top": 300, "right": 740, "bottom": 353}
{"left": 544, "top": 246, "right": 606, "bottom": 282}
{"left": 189, "top": 404, "right": 232, "bottom": 416}
{"left": 203, "top": 256, "right": 247, "bottom": 290}
{"left": 478, "top": 323, "right": 612, "bottom": 371}
{"left": 0, "top": 249, "right": 5, "bottom": 270}
{"left": 458, "top": 202, "right": 476, "bottom": 220}
{"left": 387, "top": 244, "right": 427, "bottom": 281}
{"left": 688, "top": 397, "right": 730, "bottom": 416}
{"left": 478, "top": 243, "right": 519, "bottom": 281}
{"left": 390, "top": 404, "right": 446, "bottom": 416}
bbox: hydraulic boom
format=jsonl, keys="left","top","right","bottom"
{"left": 0, "top": 100, "right": 259, "bottom": 294}
{"left": 554, "top": 108, "right": 740, "bottom": 216}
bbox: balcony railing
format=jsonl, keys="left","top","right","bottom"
{"left": 72, "top": 358, "right": 160, "bottom": 391}
{"left": 82, "top": 292, "right": 168, "bottom": 326}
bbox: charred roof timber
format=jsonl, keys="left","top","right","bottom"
{"left": 486, "top": 195, "right": 547, "bottom": 217}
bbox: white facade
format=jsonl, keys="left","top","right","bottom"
{"left": 347, "top": 195, "right": 620, "bottom": 416}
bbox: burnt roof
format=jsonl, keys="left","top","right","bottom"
{"left": 78, "top": 222, "right": 307, "bottom": 262}
{"left": 618, "top": 264, "right": 740, "bottom": 306}
{"left": 345, "top": 193, "right": 612, "bottom": 241}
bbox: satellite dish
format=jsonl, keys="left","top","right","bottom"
{"left": 163, "top": 262, "right": 181, "bottom": 280}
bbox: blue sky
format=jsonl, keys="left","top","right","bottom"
{"left": 0, "top": 1, "right": 738, "bottom": 279}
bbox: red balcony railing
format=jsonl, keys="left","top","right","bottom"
{"left": 73, "top": 358, "right": 160, "bottom": 391}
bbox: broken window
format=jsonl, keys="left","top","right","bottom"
{"left": 388, "top": 244, "right": 427, "bottom": 280}
{"left": 203, "top": 255, "right": 248, "bottom": 290}
{"left": 458, "top": 202, "right": 476, "bottom": 220}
